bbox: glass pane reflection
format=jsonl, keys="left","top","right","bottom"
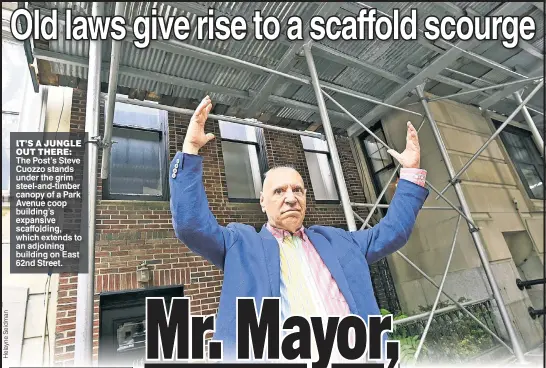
{"left": 116, "top": 320, "right": 146, "bottom": 352}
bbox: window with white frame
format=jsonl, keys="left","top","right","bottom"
{"left": 219, "top": 121, "right": 267, "bottom": 201}
{"left": 102, "top": 97, "right": 169, "bottom": 201}
{"left": 2, "top": 37, "right": 41, "bottom": 197}
{"left": 300, "top": 135, "right": 339, "bottom": 202}
{"left": 494, "top": 120, "right": 544, "bottom": 200}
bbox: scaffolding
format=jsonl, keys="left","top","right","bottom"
{"left": 28, "top": 2, "right": 544, "bottom": 366}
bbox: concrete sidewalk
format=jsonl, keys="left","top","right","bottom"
{"left": 503, "top": 342, "right": 544, "bottom": 367}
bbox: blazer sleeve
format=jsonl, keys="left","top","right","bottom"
{"left": 347, "top": 179, "right": 429, "bottom": 264}
{"left": 169, "top": 151, "right": 238, "bottom": 270}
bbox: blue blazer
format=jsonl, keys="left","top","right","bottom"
{"left": 169, "top": 151, "right": 429, "bottom": 359}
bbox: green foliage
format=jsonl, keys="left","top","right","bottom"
{"left": 380, "top": 308, "right": 390, "bottom": 316}
{"left": 380, "top": 308, "right": 408, "bottom": 320}
{"left": 382, "top": 301, "right": 497, "bottom": 364}
{"left": 382, "top": 308, "right": 424, "bottom": 364}
{"left": 398, "top": 335, "right": 419, "bottom": 364}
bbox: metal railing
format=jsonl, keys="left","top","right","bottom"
{"left": 391, "top": 298, "right": 502, "bottom": 363}
{"left": 516, "top": 278, "right": 546, "bottom": 290}
{"left": 515, "top": 278, "right": 545, "bottom": 320}
{"left": 528, "top": 307, "right": 545, "bottom": 320}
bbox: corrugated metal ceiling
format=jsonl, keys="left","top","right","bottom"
{"left": 30, "top": 1, "right": 545, "bottom": 134}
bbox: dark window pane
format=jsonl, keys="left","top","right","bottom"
{"left": 505, "top": 131, "right": 525, "bottom": 149}
{"left": 221, "top": 141, "right": 262, "bottom": 199}
{"left": 369, "top": 148, "right": 388, "bottom": 172}
{"left": 497, "top": 122, "right": 544, "bottom": 200}
{"left": 362, "top": 128, "right": 392, "bottom": 174}
{"left": 503, "top": 132, "right": 531, "bottom": 162}
{"left": 376, "top": 168, "right": 398, "bottom": 203}
{"left": 378, "top": 146, "right": 393, "bottom": 167}
{"left": 374, "top": 129, "right": 387, "bottom": 145}
{"left": 116, "top": 320, "right": 146, "bottom": 352}
{"left": 358, "top": 124, "right": 401, "bottom": 314}
{"left": 363, "top": 135, "right": 381, "bottom": 157}
{"left": 519, "top": 163, "right": 544, "bottom": 199}
{"left": 364, "top": 129, "right": 386, "bottom": 147}
{"left": 304, "top": 151, "right": 338, "bottom": 201}
{"left": 512, "top": 146, "right": 532, "bottom": 163}
{"left": 109, "top": 127, "right": 163, "bottom": 196}
{"left": 377, "top": 168, "right": 396, "bottom": 190}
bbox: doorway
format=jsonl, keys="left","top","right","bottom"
{"left": 98, "top": 285, "right": 184, "bottom": 366}
{"left": 503, "top": 230, "right": 544, "bottom": 312}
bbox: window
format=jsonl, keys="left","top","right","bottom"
{"left": 2, "top": 37, "right": 41, "bottom": 198}
{"left": 219, "top": 121, "right": 268, "bottom": 201}
{"left": 359, "top": 123, "right": 397, "bottom": 209}
{"left": 494, "top": 120, "right": 544, "bottom": 200}
{"left": 102, "top": 99, "right": 169, "bottom": 201}
{"left": 358, "top": 122, "right": 402, "bottom": 314}
{"left": 300, "top": 135, "right": 339, "bottom": 202}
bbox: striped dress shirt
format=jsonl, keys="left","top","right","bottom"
{"left": 266, "top": 223, "right": 350, "bottom": 321}
{"left": 266, "top": 168, "right": 427, "bottom": 321}
{"left": 265, "top": 168, "right": 427, "bottom": 363}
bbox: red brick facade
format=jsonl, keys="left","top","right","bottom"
{"left": 54, "top": 89, "right": 369, "bottom": 365}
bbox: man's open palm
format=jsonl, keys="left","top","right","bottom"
{"left": 183, "top": 96, "right": 214, "bottom": 155}
{"left": 387, "top": 121, "right": 421, "bottom": 169}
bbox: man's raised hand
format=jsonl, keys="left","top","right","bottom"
{"left": 183, "top": 95, "right": 215, "bottom": 155}
{"left": 387, "top": 121, "right": 421, "bottom": 169}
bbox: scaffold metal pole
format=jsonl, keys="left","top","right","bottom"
{"left": 416, "top": 84, "right": 527, "bottom": 363}
{"left": 435, "top": 80, "right": 544, "bottom": 199}
{"left": 303, "top": 43, "right": 357, "bottom": 231}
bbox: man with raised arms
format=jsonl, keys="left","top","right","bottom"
{"left": 169, "top": 96, "right": 429, "bottom": 362}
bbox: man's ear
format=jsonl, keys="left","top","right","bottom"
{"left": 260, "top": 192, "right": 265, "bottom": 212}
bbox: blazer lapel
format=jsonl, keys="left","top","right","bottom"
{"left": 305, "top": 229, "right": 358, "bottom": 314}
{"left": 259, "top": 225, "right": 280, "bottom": 298}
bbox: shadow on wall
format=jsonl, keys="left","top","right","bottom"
{"left": 503, "top": 230, "right": 544, "bottom": 312}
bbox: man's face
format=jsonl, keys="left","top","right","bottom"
{"left": 260, "top": 168, "right": 307, "bottom": 233}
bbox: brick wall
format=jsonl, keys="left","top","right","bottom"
{"left": 54, "top": 89, "right": 369, "bottom": 365}
{"left": 54, "top": 89, "right": 84, "bottom": 364}
{"left": 263, "top": 130, "right": 368, "bottom": 227}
